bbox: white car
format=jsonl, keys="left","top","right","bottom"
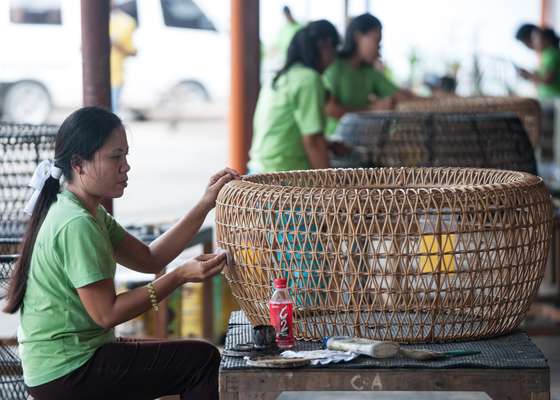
{"left": 0, "top": 0, "right": 230, "bottom": 123}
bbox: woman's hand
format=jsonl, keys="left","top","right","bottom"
{"left": 199, "top": 168, "right": 240, "bottom": 211}
{"left": 178, "top": 253, "right": 227, "bottom": 283}
{"left": 369, "top": 95, "right": 396, "bottom": 111}
{"left": 327, "top": 140, "right": 352, "bottom": 156}
{"left": 325, "top": 96, "right": 347, "bottom": 119}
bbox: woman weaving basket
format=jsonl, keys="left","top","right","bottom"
{"left": 3, "top": 106, "right": 239, "bottom": 400}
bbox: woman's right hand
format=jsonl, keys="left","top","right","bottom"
{"left": 177, "top": 253, "right": 227, "bottom": 283}
{"left": 325, "top": 96, "right": 347, "bottom": 119}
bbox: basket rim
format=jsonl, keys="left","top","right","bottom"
{"left": 237, "top": 167, "right": 543, "bottom": 194}
{"left": 341, "top": 110, "right": 521, "bottom": 121}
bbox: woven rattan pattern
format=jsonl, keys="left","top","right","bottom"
{"left": 0, "top": 123, "right": 57, "bottom": 239}
{"left": 0, "top": 254, "right": 17, "bottom": 301}
{"left": 396, "top": 96, "right": 541, "bottom": 146}
{"left": 0, "top": 346, "right": 25, "bottom": 400}
{"left": 331, "top": 112, "right": 537, "bottom": 175}
{"left": 216, "top": 168, "right": 553, "bottom": 343}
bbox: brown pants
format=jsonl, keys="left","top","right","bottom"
{"left": 26, "top": 338, "right": 220, "bottom": 400}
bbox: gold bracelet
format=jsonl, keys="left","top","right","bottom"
{"left": 147, "top": 282, "right": 159, "bottom": 312}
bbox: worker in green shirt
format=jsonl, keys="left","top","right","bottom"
{"left": 273, "top": 6, "right": 303, "bottom": 60}
{"left": 518, "top": 27, "right": 560, "bottom": 98}
{"left": 323, "top": 13, "right": 414, "bottom": 136}
{"left": 249, "top": 19, "right": 340, "bottom": 173}
{"left": 5, "top": 106, "right": 239, "bottom": 399}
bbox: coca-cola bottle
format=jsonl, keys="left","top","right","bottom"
{"left": 269, "top": 278, "right": 295, "bottom": 349}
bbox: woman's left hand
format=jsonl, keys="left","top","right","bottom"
{"left": 200, "top": 167, "right": 241, "bottom": 211}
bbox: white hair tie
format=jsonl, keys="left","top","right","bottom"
{"left": 23, "top": 160, "right": 62, "bottom": 215}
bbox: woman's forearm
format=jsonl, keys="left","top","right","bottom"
{"left": 303, "top": 134, "right": 330, "bottom": 169}
{"left": 148, "top": 201, "right": 210, "bottom": 267}
{"left": 326, "top": 101, "right": 367, "bottom": 119}
{"left": 78, "top": 269, "right": 185, "bottom": 329}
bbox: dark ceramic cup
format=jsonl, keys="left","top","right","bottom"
{"left": 253, "top": 325, "right": 276, "bottom": 349}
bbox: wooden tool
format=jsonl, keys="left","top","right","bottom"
{"left": 245, "top": 355, "right": 310, "bottom": 368}
{"left": 326, "top": 336, "right": 400, "bottom": 359}
{"left": 400, "top": 348, "right": 481, "bottom": 360}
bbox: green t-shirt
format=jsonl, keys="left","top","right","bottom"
{"left": 18, "top": 190, "right": 126, "bottom": 387}
{"left": 249, "top": 63, "right": 325, "bottom": 172}
{"left": 538, "top": 47, "right": 560, "bottom": 98}
{"left": 323, "top": 58, "right": 399, "bottom": 136}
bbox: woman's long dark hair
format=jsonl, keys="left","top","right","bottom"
{"left": 339, "top": 13, "right": 382, "bottom": 59}
{"left": 3, "top": 106, "right": 122, "bottom": 314}
{"left": 272, "top": 19, "right": 340, "bottom": 88}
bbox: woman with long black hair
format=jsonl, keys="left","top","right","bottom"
{"left": 4, "top": 106, "right": 239, "bottom": 399}
{"left": 323, "top": 13, "right": 413, "bottom": 136}
{"left": 248, "top": 19, "right": 340, "bottom": 173}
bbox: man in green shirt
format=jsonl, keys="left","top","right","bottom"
{"left": 249, "top": 20, "right": 340, "bottom": 173}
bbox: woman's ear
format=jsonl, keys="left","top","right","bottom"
{"left": 70, "top": 155, "right": 83, "bottom": 175}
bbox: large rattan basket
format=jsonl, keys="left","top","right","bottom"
{"left": 396, "top": 96, "right": 541, "bottom": 146}
{"left": 216, "top": 168, "right": 553, "bottom": 343}
{"left": 331, "top": 112, "right": 537, "bottom": 174}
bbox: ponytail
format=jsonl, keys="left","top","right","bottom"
{"left": 3, "top": 176, "right": 60, "bottom": 313}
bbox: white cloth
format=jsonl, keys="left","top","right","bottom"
{"left": 24, "top": 160, "right": 62, "bottom": 215}
{"left": 281, "top": 349, "right": 358, "bottom": 365}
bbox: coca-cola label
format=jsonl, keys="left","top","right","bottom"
{"left": 269, "top": 302, "right": 294, "bottom": 348}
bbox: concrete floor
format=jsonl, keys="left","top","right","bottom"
{"left": 1, "top": 116, "right": 560, "bottom": 399}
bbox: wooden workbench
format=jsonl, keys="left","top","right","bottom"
{"left": 220, "top": 311, "right": 550, "bottom": 400}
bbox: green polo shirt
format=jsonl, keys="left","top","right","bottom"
{"left": 323, "top": 57, "right": 399, "bottom": 136}
{"left": 538, "top": 47, "right": 560, "bottom": 98}
{"left": 18, "top": 190, "right": 126, "bottom": 387}
{"left": 249, "top": 63, "right": 326, "bottom": 172}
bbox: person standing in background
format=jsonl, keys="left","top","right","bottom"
{"left": 272, "top": 6, "right": 303, "bottom": 63}
{"left": 110, "top": 2, "right": 137, "bottom": 114}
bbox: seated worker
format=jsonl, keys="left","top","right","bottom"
{"left": 323, "top": 13, "right": 414, "bottom": 137}
{"left": 518, "top": 27, "right": 560, "bottom": 99}
{"left": 248, "top": 20, "right": 340, "bottom": 173}
{"left": 4, "top": 106, "right": 239, "bottom": 400}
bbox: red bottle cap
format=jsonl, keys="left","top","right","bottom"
{"left": 273, "top": 278, "right": 287, "bottom": 288}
